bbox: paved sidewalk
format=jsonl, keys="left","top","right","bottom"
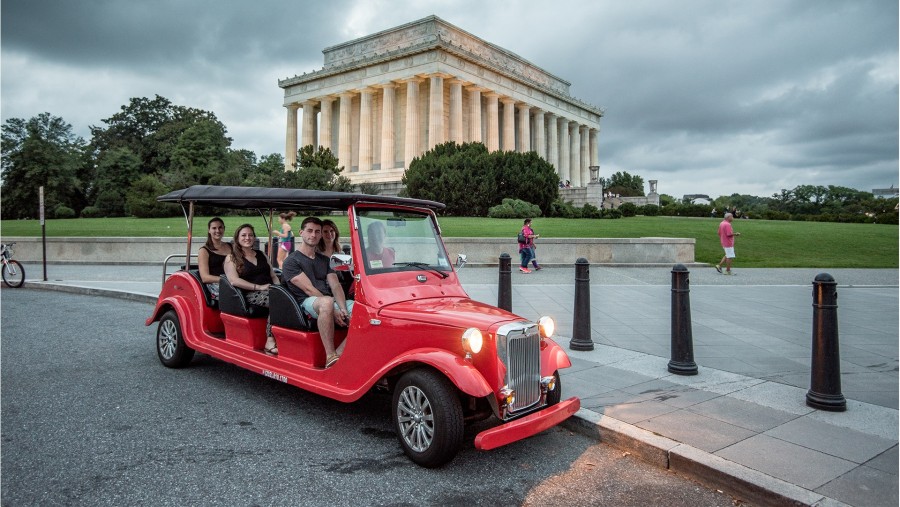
{"left": 10, "top": 263, "right": 899, "bottom": 506}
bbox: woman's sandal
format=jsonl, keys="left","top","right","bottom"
{"left": 325, "top": 354, "right": 340, "bottom": 368}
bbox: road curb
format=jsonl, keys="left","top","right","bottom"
{"left": 563, "top": 408, "right": 846, "bottom": 507}
{"left": 20, "top": 283, "right": 157, "bottom": 304}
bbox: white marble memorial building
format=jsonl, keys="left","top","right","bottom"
{"left": 279, "top": 15, "right": 603, "bottom": 191}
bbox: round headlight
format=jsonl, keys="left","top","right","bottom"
{"left": 538, "top": 316, "right": 555, "bottom": 339}
{"left": 462, "top": 328, "right": 483, "bottom": 354}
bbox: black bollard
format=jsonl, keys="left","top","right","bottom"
{"left": 498, "top": 253, "right": 512, "bottom": 312}
{"left": 570, "top": 258, "right": 594, "bottom": 351}
{"left": 806, "top": 273, "right": 846, "bottom": 411}
{"left": 668, "top": 264, "right": 698, "bottom": 375}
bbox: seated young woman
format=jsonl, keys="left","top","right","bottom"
{"left": 223, "top": 224, "right": 281, "bottom": 355}
{"left": 197, "top": 217, "right": 232, "bottom": 299}
{"left": 318, "top": 219, "right": 353, "bottom": 297}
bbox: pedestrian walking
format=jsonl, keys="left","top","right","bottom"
{"left": 715, "top": 213, "right": 741, "bottom": 275}
{"left": 518, "top": 218, "right": 539, "bottom": 273}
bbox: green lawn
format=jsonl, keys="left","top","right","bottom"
{"left": 2, "top": 216, "right": 897, "bottom": 268}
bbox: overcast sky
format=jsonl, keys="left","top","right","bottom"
{"left": 2, "top": 0, "right": 897, "bottom": 199}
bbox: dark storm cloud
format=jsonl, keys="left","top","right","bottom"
{"left": 1, "top": 0, "right": 896, "bottom": 198}
{"left": 1, "top": 0, "right": 352, "bottom": 68}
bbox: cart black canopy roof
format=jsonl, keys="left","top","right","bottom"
{"left": 158, "top": 185, "right": 445, "bottom": 211}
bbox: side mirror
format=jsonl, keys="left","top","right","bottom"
{"left": 456, "top": 253, "right": 467, "bottom": 270}
{"left": 330, "top": 253, "right": 353, "bottom": 272}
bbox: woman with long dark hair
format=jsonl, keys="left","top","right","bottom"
{"left": 224, "top": 224, "right": 281, "bottom": 355}
{"left": 197, "top": 217, "right": 232, "bottom": 298}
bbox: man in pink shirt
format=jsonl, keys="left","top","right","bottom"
{"left": 716, "top": 213, "right": 741, "bottom": 275}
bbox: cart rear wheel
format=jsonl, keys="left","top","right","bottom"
{"left": 157, "top": 310, "right": 194, "bottom": 368}
{"left": 392, "top": 368, "right": 464, "bottom": 468}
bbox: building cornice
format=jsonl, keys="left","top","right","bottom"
{"left": 278, "top": 15, "right": 604, "bottom": 117}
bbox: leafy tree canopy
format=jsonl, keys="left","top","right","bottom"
{"left": 402, "top": 142, "right": 559, "bottom": 216}
{"left": 1, "top": 113, "right": 87, "bottom": 219}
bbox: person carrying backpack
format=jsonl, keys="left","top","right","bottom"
{"left": 517, "top": 218, "right": 539, "bottom": 273}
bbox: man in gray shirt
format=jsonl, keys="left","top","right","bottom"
{"left": 281, "top": 216, "right": 354, "bottom": 368}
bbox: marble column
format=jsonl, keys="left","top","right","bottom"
{"left": 358, "top": 88, "right": 374, "bottom": 172}
{"left": 558, "top": 117, "right": 570, "bottom": 184}
{"left": 428, "top": 74, "right": 445, "bottom": 150}
{"left": 380, "top": 83, "right": 396, "bottom": 170}
{"left": 589, "top": 128, "right": 599, "bottom": 168}
{"left": 580, "top": 126, "right": 590, "bottom": 184}
{"left": 301, "top": 101, "right": 317, "bottom": 149}
{"left": 319, "top": 97, "right": 333, "bottom": 152}
{"left": 501, "top": 98, "right": 516, "bottom": 151}
{"left": 338, "top": 92, "right": 353, "bottom": 171}
{"left": 484, "top": 92, "right": 500, "bottom": 151}
{"left": 448, "top": 79, "right": 464, "bottom": 144}
{"left": 547, "top": 113, "right": 558, "bottom": 172}
{"left": 468, "top": 86, "right": 483, "bottom": 143}
{"left": 533, "top": 109, "right": 545, "bottom": 159}
{"left": 516, "top": 104, "right": 531, "bottom": 153}
{"left": 285, "top": 103, "right": 299, "bottom": 171}
{"left": 403, "top": 78, "right": 422, "bottom": 167}
{"left": 569, "top": 122, "right": 581, "bottom": 187}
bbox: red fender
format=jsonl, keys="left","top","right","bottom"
{"left": 381, "top": 349, "right": 493, "bottom": 398}
{"left": 541, "top": 338, "right": 572, "bottom": 377}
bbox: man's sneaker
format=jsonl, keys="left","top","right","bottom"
{"left": 715, "top": 264, "right": 722, "bottom": 273}
{"left": 519, "top": 267, "right": 531, "bottom": 273}
{"left": 724, "top": 271, "right": 734, "bottom": 275}
{"left": 533, "top": 265, "right": 543, "bottom": 271}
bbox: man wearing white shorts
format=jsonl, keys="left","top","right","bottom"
{"left": 715, "top": 213, "right": 740, "bottom": 275}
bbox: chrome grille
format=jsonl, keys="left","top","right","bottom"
{"left": 498, "top": 323, "right": 541, "bottom": 414}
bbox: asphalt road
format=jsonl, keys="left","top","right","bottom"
{"left": 2, "top": 289, "right": 737, "bottom": 506}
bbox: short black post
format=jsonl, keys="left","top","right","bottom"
{"left": 570, "top": 258, "right": 594, "bottom": 351}
{"left": 668, "top": 264, "right": 698, "bottom": 375}
{"left": 498, "top": 253, "right": 512, "bottom": 312}
{"left": 806, "top": 273, "right": 846, "bottom": 411}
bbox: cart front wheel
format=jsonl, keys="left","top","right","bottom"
{"left": 392, "top": 368, "right": 464, "bottom": 468}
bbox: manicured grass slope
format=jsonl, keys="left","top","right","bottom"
{"left": 2, "top": 215, "right": 896, "bottom": 268}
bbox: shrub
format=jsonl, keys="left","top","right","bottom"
{"left": 488, "top": 198, "right": 542, "bottom": 219}
{"left": 581, "top": 203, "right": 602, "bottom": 219}
{"left": 618, "top": 202, "right": 638, "bottom": 217}
{"left": 81, "top": 206, "right": 103, "bottom": 218}
{"left": 875, "top": 211, "right": 899, "bottom": 225}
{"left": 54, "top": 205, "right": 76, "bottom": 219}
{"left": 550, "top": 199, "right": 581, "bottom": 218}
{"left": 639, "top": 204, "right": 660, "bottom": 216}
{"left": 601, "top": 208, "right": 622, "bottom": 219}
{"left": 762, "top": 210, "right": 791, "bottom": 220}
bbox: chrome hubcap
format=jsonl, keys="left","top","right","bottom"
{"left": 159, "top": 320, "right": 177, "bottom": 360}
{"left": 397, "top": 386, "right": 434, "bottom": 452}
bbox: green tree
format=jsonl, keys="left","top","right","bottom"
{"left": 92, "top": 147, "right": 141, "bottom": 216}
{"left": 1, "top": 113, "right": 87, "bottom": 218}
{"left": 281, "top": 145, "right": 351, "bottom": 191}
{"left": 602, "top": 171, "right": 645, "bottom": 197}
{"left": 403, "top": 142, "right": 558, "bottom": 216}
{"left": 125, "top": 175, "right": 176, "bottom": 218}
{"left": 91, "top": 95, "right": 232, "bottom": 181}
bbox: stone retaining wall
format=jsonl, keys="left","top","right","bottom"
{"left": 4, "top": 236, "right": 695, "bottom": 266}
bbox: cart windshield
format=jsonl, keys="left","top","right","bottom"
{"left": 357, "top": 209, "right": 451, "bottom": 276}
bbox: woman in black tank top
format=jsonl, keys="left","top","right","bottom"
{"left": 224, "top": 224, "right": 281, "bottom": 355}
{"left": 198, "top": 217, "right": 232, "bottom": 298}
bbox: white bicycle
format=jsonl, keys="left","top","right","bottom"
{"left": 1, "top": 242, "right": 25, "bottom": 288}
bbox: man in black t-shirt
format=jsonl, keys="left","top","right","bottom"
{"left": 282, "top": 217, "right": 354, "bottom": 369}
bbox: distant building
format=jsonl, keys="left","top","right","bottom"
{"left": 278, "top": 15, "right": 602, "bottom": 190}
{"left": 872, "top": 187, "right": 899, "bottom": 198}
